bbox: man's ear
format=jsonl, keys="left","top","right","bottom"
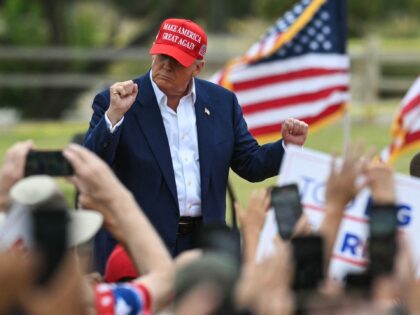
{"left": 192, "top": 61, "right": 205, "bottom": 77}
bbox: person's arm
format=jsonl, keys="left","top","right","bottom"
{"left": 235, "top": 240, "right": 295, "bottom": 315}
{"left": 84, "top": 80, "right": 138, "bottom": 165}
{"left": 319, "top": 144, "right": 373, "bottom": 272}
{"left": 109, "top": 192, "right": 174, "bottom": 310}
{"left": 63, "top": 144, "right": 174, "bottom": 312}
{"left": 235, "top": 189, "right": 269, "bottom": 265}
{"left": 229, "top": 92, "right": 308, "bottom": 182}
{"left": 0, "top": 141, "right": 33, "bottom": 211}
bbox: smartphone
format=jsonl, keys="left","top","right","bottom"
{"left": 369, "top": 203, "right": 397, "bottom": 276}
{"left": 271, "top": 184, "right": 303, "bottom": 240}
{"left": 25, "top": 150, "right": 73, "bottom": 176}
{"left": 291, "top": 235, "right": 324, "bottom": 291}
{"left": 32, "top": 210, "right": 68, "bottom": 285}
{"left": 345, "top": 272, "right": 372, "bottom": 293}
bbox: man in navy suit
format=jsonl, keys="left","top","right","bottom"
{"left": 84, "top": 18, "right": 308, "bottom": 273}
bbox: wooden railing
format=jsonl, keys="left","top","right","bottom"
{"left": 1, "top": 42, "right": 419, "bottom": 102}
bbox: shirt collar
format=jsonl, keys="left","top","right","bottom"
{"left": 149, "top": 70, "right": 197, "bottom": 107}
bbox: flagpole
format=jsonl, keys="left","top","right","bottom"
{"left": 343, "top": 104, "right": 351, "bottom": 151}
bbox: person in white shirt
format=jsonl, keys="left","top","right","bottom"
{"left": 84, "top": 18, "right": 308, "bottom": 273}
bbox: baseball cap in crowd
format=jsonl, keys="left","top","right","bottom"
{"left": 0, "top": 175, "right": 103, "bottom": 250}
{"left": 150, "top": 18, "right": 207, "bottom": 67}
{"left": 104, "top": 244, "right": 139, "bottom": 283}
{"left": 174, "top": 252, "right": 239, "bottom": 306}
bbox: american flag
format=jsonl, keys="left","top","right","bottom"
{"left": 211, "top": 0, "right": 349, "bottom": 142}
{"left": 381, "top": 76, "right": 420, "bottom": 163}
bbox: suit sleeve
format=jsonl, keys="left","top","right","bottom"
{"left": 84, "top": 91, "right": 123, "bottom": 165}
{"left": 230, "top": 93, "right": 285, "bottom": 182}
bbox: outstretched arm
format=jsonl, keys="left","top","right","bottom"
{"left": 64, "top": 144, "right": 174, "bottom": 311}
{"left": 230, "top": 92, "right": 308, "bottom": 182}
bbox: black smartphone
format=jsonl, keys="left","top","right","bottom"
{"left": 291, "top": 235, "right": 324, "bottom": 291}
{"left": 25, "top": 150, "right": 73, "bottom": 176}
{"left": 369, "top": 203, "right": 397, "bottom": 276}
{"left": 270, "top": 184, "right": 303, "bottom": 240}
{"left": 32, "top": 210, "right": 68, "bottom": 285}
{"left": 345, "top": 272, "right": 372, "bottom": 293}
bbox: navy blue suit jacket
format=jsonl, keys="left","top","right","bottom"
{"left": 84, "top": 71, "right": 285, "bottom": 271}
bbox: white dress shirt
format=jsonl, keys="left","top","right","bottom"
{"left": 105, "top": 72, "right": 202, "bottom": 217}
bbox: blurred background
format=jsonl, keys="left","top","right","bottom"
{"left": 0, "top": 0, "right": 419, "bottom": 207}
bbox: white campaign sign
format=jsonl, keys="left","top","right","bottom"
{"left": 256, "top": 145, "right": 420, "bottom": 280}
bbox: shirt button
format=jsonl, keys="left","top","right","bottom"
{"left": 187, "top": 181, "right": 191, "bottom": 186}
{"left": 184, "top": 157, "right": 188, "bottom": 162}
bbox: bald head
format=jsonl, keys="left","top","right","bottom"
{"left": 409, "top": 152, "right": 420, "bottom": 178}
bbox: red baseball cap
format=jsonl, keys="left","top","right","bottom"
{"left": 104, "top": 244, "right": 139, "bottom": 283}
{"left": 150, "top": 18, "right": 207, "bottom": 67}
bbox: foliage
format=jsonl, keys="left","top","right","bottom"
{"left": 0, "top": 0, "right": 420, "bottom": 118}
{"left": 2, "top": 0, "right": 47, "bottom": 45}
{"left": 0, "top": 1, "right": 118, "bottom": 119}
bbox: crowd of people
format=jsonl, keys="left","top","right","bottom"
{"left": 0, "top": 140, "right": 419, "bottom": 315}
{"left": 0, "top": 17, "right": 419, "bottom": 315}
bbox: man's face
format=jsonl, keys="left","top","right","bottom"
{"left": 151, "top": 54, "right": 204, "bottom": 97}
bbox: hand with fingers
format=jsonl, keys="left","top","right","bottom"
{"left": 107, "top": 80, "right": 139, "bottom": 126}
{"left": 325, "top": 143, "right": 375, "bottom": 212}
{"left": 281, "top": 118, "right": 308, "bottom": 146}
{"left": 235, "top": 189, "right": 269, "bottom": 236}
{"left": 0, "top": 140, "right": 33, "bottom": 210}
{"left": 235, "top": 189, "right": 270, "bottom": 264}
{"left": 320, "top": 142, "right": 375, "bottom": 269}
{"left": 63, "top": 144, "right": 134, "bottom": 242}
{"left": 235, "top": 239, "right": 295, "bottom": 315}
{"left": 63, "top": 144, "right": 174, "bottom": 306}
{"left": 364, "top": 161, "right": 395, "bottom": 205}
{"left": 292, "top": 214, "right": 312, "bottom": 237}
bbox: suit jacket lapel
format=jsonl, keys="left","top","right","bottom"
{"left": 132, "top": 73, "right": 178, "bottom": 208}
{"left": 194, "top": 84, "right": 215, "bottom": 202}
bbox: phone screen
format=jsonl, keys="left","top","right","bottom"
{"left": 271, "top": 184, "right": 303, "bottom": 240}
{"left": 369, "top": 204, "right": 397, "bottom": 276}
{"left": 25, "top": 150, "right": 74, "bottom": 176}
{"left": 292, "top": 235, "right": 324, "bottom": 291}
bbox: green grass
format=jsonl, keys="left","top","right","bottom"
{"left": 0, "top": 114, "right": 417, "bottom": 216}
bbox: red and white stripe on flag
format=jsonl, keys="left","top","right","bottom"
{"left": 210, "top": 0, "right": 349, "bottom": 142}
{"left": 381, "top": 76, "right": 420, "bottom": 163}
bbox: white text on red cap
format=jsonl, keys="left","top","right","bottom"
{"left": 162, "top": 23, "right": 202, "bottom": 44}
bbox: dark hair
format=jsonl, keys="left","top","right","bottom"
{"left": 409, "top": 152, "right": 420, "bottom": 178}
